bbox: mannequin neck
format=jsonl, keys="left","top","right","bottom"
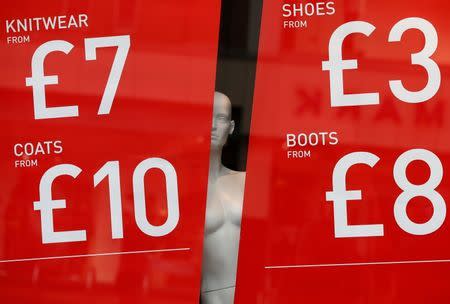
{"left": 209, "top": 146, "right": 227, "bottom": 182}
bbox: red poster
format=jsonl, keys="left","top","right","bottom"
{"left": 236, "top": 1, "right": 450, "bottom": 303}
{"left": 0, "top": 1, "right": 220, "bottom": 303}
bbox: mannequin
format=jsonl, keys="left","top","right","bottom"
{"left": 201, "top": 92, "right": 246, "bottom": 304}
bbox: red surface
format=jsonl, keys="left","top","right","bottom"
{"left": 236, "top": 1, "right": 450, "bottom": 303}
{"left": 0, "top": 1, "right": 220, "bottom": 303}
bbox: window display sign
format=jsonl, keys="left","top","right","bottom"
{"left": 0, "top": 1, "right": 220, "bottom": 303}
{"left": 236, "top": 1, "right": 450, "bottom": 303}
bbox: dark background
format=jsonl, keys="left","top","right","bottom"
{"left": 215, "top": 0, "right": 263, "bottom": 171}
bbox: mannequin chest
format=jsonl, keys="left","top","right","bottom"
{"left": 204, "top": 175, "right": 244, "bottom": 234}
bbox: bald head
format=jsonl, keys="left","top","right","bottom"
{"left": 211, "top": 92, "right": 235, "bottom": 149}
{"left": 213, "top": 91, "right": 232, "bottom": 119}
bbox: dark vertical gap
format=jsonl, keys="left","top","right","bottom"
{"left": 200, "top": 4, "right": 263, "bottom": 303}
{"left": 215, "top": 0, "right": 263, "bottom": 172}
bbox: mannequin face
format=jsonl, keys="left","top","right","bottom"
{"left": 211, "top": 92, "right": 235, "bottom": 149}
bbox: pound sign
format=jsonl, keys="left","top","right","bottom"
{"left": 26, "top": 40, "right": 79, "bottom": 119}
{"left": 322, "top": 21, "right": 379, "bottom": 107}
{"left": 34, "top": 164, "right": 86, "bottom": 244}
{"left": 326, "top": 152, "right": 384, "bottom": 238}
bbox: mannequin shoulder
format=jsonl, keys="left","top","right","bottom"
{"left": 218, "top": 169, "right": 246, "bottom": 191}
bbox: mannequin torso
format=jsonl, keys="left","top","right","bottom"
{"left": 201, "top": 169, "right": 245, "bottom": 304}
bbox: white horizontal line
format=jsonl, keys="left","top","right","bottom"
{"left": 0, "top": 248, "right": 191, "bottom": 264}
{"left": 265, "top": 259, "right": 450, "bottom": 269}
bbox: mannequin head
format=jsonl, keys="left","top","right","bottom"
{"left": 211, "top": 92, "right": 235, "bottom": 150}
